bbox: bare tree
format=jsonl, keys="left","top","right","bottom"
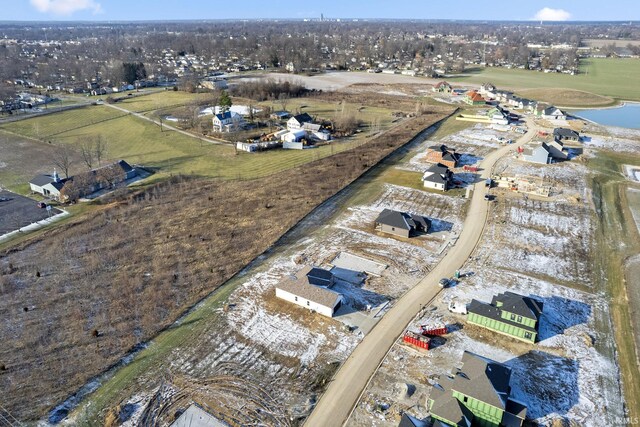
{"left": 278, "top": 93, "right": 289, "bottom": 112}
{"left": 94, "top": 136, "right": 107, "bottom": 167}
{"left": 80, "top": 140, "right": 94, "bottom": 170}
{"left": 52, "top": 146, "right": 74, "bottom": 179}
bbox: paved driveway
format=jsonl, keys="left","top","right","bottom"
{"left": 0, "top": 190, "right": 61, "bottom": 235}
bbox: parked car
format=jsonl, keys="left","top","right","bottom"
{"left": 484, "top": 194, "right": 496, "bottom": 201}
{"left": 37, "top": 201, "right": 47, "bottom": 208}
{"left": 439, "top": 278, "right": 450, "bottom": 287}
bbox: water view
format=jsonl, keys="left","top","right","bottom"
{"left": 572, "top": 102, "right": 640, "bottom": 129}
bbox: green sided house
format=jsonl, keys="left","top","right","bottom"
{"left": 467, "top": 292, "right": 543, "bottom": 343}
{"left": 428, "top": 351, "right": 527, "bottom": 427}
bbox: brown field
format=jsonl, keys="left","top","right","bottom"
{"left": 582, "top": 38, "right": 640, "bottom": 48}
{"left": 516, "top": 88, "right": 616, "bottom": 108}
{"left": 0, "top": 107, "right": 453, "bottom": 421}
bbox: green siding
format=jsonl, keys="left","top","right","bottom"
{"left": 468, "top": 312, "right": 537, "bottom": 343}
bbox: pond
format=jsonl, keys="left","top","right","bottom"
{"left": 571, "top": 103, "right": 640, "bottom": 129}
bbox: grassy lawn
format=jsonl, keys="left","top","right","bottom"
{"left": 451, "top": 58, "right": 640, "bottom": 102}
{"left": 590, "top": 152, "right": 640, "bottom": 422}
{"left": 0, "top": 101, "right": 393, "bottom": 191}
{"left": 115, "top": 90, "right": 213, "bottom": 113}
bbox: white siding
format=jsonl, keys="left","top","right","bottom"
{"left": 423, "top": 181, "right": 445, "bottom": 191}
{"left": 275, "top": 288, "right": 335, "bottom": 317}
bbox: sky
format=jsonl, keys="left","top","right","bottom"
{"left": 1, "top": 0, "right": 639, "bottom": 22}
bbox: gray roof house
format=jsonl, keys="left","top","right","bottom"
{"left": 521, "top": 141, "right": 567, "bottom": 164}
{"left": 374, "top": 208, "right": 431, "bottom": 238}
{"left": 170, "top": 404, "right": 229, "bottom": 427}
{"left": 29, "top": 170, "right": 67, "bottom": 199}
{"left": 428, "top": 351, "right": 527, "bottom": 427}
{"left": 275, "top": 266, "right": 342, "bottom": 317}
{"left": 553, "top": 127, "right": 580, "bottom": 142}
{"left": 468, "top": 291, "right": 544, "bottom": 343}
{"left": 398, "top": 413, "right": 427, "bottom": 427}
{"left": 287, "top": 113, "right": 314, "bottom": 130}
{"left": 541, "top": 106, "right": 566, "bottom": 120}
{"left": 422, "top": 163, "right": 453, "bottom": 191}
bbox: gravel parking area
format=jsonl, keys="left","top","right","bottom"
{"left": 0, "top": 190, "right": 61, "bottom": 235}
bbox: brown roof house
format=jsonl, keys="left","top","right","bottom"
{"left": 275, "top": 266, "right": 342, "bottom": 317}
{"left": 425, "top": 144, "right": 461, "bottom": 169}
{"left": 428, "top": 351, "right": 527, "bottom": 427}
{"left": 375, "top": 208, "right": 431, "bottom": 238}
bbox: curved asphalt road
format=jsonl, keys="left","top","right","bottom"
{"left": 305, "top": 118, "right": 537, "bottom": 426}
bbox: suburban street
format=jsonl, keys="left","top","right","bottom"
{"left": 305, "top": 117, "right": 538, "bottom": 426}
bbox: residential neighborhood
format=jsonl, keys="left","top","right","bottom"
{"left": 0, "top": 8, "right": 638, "bottom": 427}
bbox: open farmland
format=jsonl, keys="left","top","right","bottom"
{"left": 0, "top": 108, "right": 387, "bottom": 191}
{"left": 451, "top": 58, "right": 640, "bottom": 102}
{"left": 0, "top": 109, "right": 452, "bottom": 422}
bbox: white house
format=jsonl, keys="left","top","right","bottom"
{"left": 541, "top": 106, "right": 566, "bottom": 120}
{"left": 422, "top": 164, "right": 453, "bottom": 191}
{"left": 29, "top": 170, "right": 67, "bottom": 199}
{"left": 275, "top": 266, "right": 342, "bottom": 317}
{"left": 287, "top": 113, "right": 313, "bottom": 130}
{"left": 212, "top": 111, "right": 244, "bottom": 132}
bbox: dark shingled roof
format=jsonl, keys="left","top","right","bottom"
{"left": 553, "top": 128, "right": 579, "bottom": 138}
{"left": 375, "top": 208, "right": 431, "bottom": 232}
{"left": 291, "top": 112, "right": 313, "bottom": 124}
{"left": 397, "top": 413, "right": 427, "bottom": 427}
{"left": 492, "top": 291, "right": 543, "bottom": 320}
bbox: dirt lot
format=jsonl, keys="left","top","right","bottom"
{"left": 92, "top": 125, "right": 469, "bottom": 426}
{"left": 347, "top": 128, "right": 626, "bottom": 427}
{"left": 0, "top": 108, "right": 452, "bottom": 421}
{"left": 0, "top": 190, "right": 61, "bottom": 235}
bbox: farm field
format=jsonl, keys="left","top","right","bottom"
{"left": 0, "top": 106, "right": 389, "bottom": 192}
{"left": 451, "top": 58, "right": 640, "bottom": 102}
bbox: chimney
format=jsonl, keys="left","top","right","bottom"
{"left": 53, "top": 168, "right": 60, "bottom": 182}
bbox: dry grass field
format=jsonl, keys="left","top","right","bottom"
{"left": 0, "top": 108, "right": 452, "bottom": 421}
{"left": 516, "top": 88, "right": 616, "bottom": 108}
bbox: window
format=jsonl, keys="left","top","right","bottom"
{"left": 391, "top": 227, "right": 395, "bottom": 231}
{"left": 462, "top": 396, "right": 468, "bottom": 403}
{"left": 294, "top": 296, "right": 298, "bottom": 302}
{"left": 517, "top": 316, "right": 522, "bottom": 323}
{"left": 306, "top": 301, "right": 310, "bottom": 306}
{"left": 524, "top": 332, "right": 532, "bottom": 340}
{"left": 510, "top": 313, "right": 516, "bottom": 321}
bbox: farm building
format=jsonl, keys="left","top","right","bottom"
{"left": 287, "top": 113, "right": 314, "bottom": 130}
{"left": 432, "top": 81, "right": 452, "bottom": 93}
{"left": 29, "top": 170, "right": 67, "bottom": 199}
{"left": 170, "top": 404, "right": 228, "bottom": 427}
{"left": 422, "top": 163, "right": 453, "bottom": 191}
{"left": 467, "top": 291, "right": 544, "bottom": 343}
{"left": 425, "top": 145, "right": 461, "bottom": 169}
{"left": 521, "top": 141, "right": 567, "bottom": 164}
{"left": 374, "top": 208, "right": 431, "bottom": 238}
{"left": 212, "top": 111, "right": 244, "bottom": 132}
{"left": 270, "top": 110, "right": 291, "bottom": 120}
{"left": 553, "top": 127, "right": 580, "bottom": 142}
{"left": 275, "top": 266, "right": 342, "bottom": 317}
{"left": 428, "top": 351, "right": 527, "bottom": 427}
